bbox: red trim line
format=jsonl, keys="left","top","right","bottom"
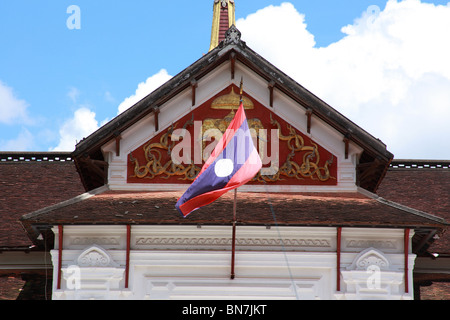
{"left": 337, "top": 227, "right": 342, "bottom": 292}
{"left": 57, "top": 225, "right": 63, "bottom": 290}
{"left": 404, "top": 229, "right": 410, "bottom": 294}
{"left": 125, "top": 225, "right": 131, "bottom": 289}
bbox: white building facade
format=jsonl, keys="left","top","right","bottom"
{"left": 21, "top": 21, "right": 446, "bottom": 301}
{"left": 52, "top": 225, "right": 415, "bottom": 300}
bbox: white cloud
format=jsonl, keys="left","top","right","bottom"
{"left": 117, "top": 69, "right": 172, "bottom": 114}
{"left": 0, "top": 129, "right": 34, "bottom": 151}
{"left": 51, "top": 69, "right": 173, "bottom": 152}
{"left": 0, "top": 80, "right": 30, "bottom": 125}
{"left": 51, "top": 107, "right": 100, "bottom": 151}
{"left": 237, "top": 0, "right": 450, "bottom": 159}
{"left": 104, "top": 91, "right": 116, "bottom": 103}
{"left": 236, "top": 3, "right": 316, "bottom": 66}
{"left": 67, "top": 87, "right": 81, "bottom": 104}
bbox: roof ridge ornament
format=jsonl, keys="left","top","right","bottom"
{"left": 222, "top": 25, "right": 242, "bottom": 47}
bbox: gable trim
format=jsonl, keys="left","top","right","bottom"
{"left": 72, "top": 26, "right": 393, "bottom": 193}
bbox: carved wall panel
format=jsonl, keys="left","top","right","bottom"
{"left": 127, "top": 85, "right": 337, "bottom": 186}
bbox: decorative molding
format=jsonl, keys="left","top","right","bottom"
{"left": 76, "top": 245, "right": 119, "bottom": 268}
{"left": 0, "top": 152, "right": 73, "bottom": 162}
{"left": 340, "top": 248, "right": 412, "bottom": 300}
{"left": 70, "top": 237, "right": 121, "bottom": 247}
{"left": 135, "top": 237, "right": 231, "bottom": 246}
{"left": 128, "top": 105, "right": 336, "bottom": 184}
{"left": 144, "top": 277, "right": 321, "bottom": 300}
{"left": 211, "top": 87, "right": 254, "bottom": 110}
{"left": 240, "top": 238, "right": 331, "bottom": 248}
{"left": 390, "top": 159, "right": 450, "bottom": 170}
{"left": 346, "top": 240, "right": 396, "bottom": 250}
{"left": 134, "top": 237, "right": 331, "bottom": 249}
{"left": 347, "top": 248, "right": 390, "bottom": 271}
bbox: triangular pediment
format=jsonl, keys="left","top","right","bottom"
{"left": 127, "top": 84, "right": 337, "bottom": 187}
{"left": 73, "top": 26, "right": 392, "bottom": 193}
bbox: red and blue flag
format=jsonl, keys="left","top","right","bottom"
{"left": 176, "top": 101, "right": 262, "bottom": 217}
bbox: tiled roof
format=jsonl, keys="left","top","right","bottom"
{"left": 21, "top": 188, "right": 446, "bottom": 230}
{"left": 378, "top": 160, "right": 450, "bottom": 254}
{"left": 0, "top": 154, "right": 85, "bottom": 248}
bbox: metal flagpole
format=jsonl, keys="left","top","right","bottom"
{"left": 231, "top": 188, "right": 237, "bottom": 280}
{"left": 230, "top": 78, "right": 244, "bottom": 280}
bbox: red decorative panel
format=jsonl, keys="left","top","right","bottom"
{"left": 127, "top": 85, "right": 337, "bottom": 186}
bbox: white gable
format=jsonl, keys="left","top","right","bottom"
{"left": 102, "top": 59, "right": 363, "bottom": 193}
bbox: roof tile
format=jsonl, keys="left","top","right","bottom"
{"left": 21, "top": 189, "right": 447, "bottom": 230}
{"left": 0, "top": 161, "right": 85, "bottom": 247}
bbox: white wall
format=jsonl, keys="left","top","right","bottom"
{"left": 51, "top": 226, "right": 415, "bottom": 300}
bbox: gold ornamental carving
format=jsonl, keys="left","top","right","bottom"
{"left": 129, "top": 120, "right": 201, "bottom": 181}
{"left": 252, "top": 114, "right": 335, "bottom": 183}
{"left": 211, "top": 87, "right": 254, "bottom": 110}
{"left": 129, "top": 115, "right": 335, "bottom": 183}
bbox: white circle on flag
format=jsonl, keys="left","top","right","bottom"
{"left": 215, "top": 159, "right": 234, "bottom": 178}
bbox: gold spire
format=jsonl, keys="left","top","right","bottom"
{"left": 209, "top": 0, "right": 236, "bottom": 52}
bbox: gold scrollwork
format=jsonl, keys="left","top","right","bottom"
{"left": 252, "top": 114, "right": 335, "bottom": 183}
{"left": 129, "top": 119, "right": 202, "bottom": 181}
{"left": 129, "top": 113, "right": 335, "bottom": 183}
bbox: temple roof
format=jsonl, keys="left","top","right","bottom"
{"left": 0, "top": 154, "right": 444, "bottom": 256}
{"left": 21, "top": 187, "right": 447, "bottom": 248}
{"left": 72, "top": 26, "right": 393, "bottom": 193}
{"left": 21, "top": 189, "right": 446, "bottom": 228}
{"left": 378, "top": 160, "right": 450, "bottom": 255}
{"left": 0, "top": 153, "right": 85, "bottom": 249}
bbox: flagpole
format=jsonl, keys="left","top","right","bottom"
{"left": 230, "top": 77, "right": 244, "bottom": 280}
{"left": 231, "top": 188, "right": 237, "bottom": 280}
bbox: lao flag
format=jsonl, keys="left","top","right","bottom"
{"left": 176, "top": 102, "right": 262, "bottom": 217}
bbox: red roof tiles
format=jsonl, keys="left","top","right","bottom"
{"left": 21, "top": 189, "right": 446, "bottom": 230}
{"left": 378, "top": 162, "right": 450, "bottom": 254}
{"left": 0, "top": 160, "right": 85, "bottom": 248}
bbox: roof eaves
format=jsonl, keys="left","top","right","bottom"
{"left": 72, "top": 26, "right": 392, "bottom": 163}
{"left": 72, "top": 43, "right": 233, "bottom": 158}
{"left": 20, "top": 185, "right": 109, "bottom": 223}
{"left": 231, "top": 44, "right": 393, "bottom": 161}
{"left": 357, "top": 187, "right": 449, "bottom": 227}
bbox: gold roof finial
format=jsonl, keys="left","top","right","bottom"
{"left": 209, "top": 0, "right": 236, "bottom": 52}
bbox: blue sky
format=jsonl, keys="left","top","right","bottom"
{"left": 1, "top": 0, "right": 449, "bottom": 159}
